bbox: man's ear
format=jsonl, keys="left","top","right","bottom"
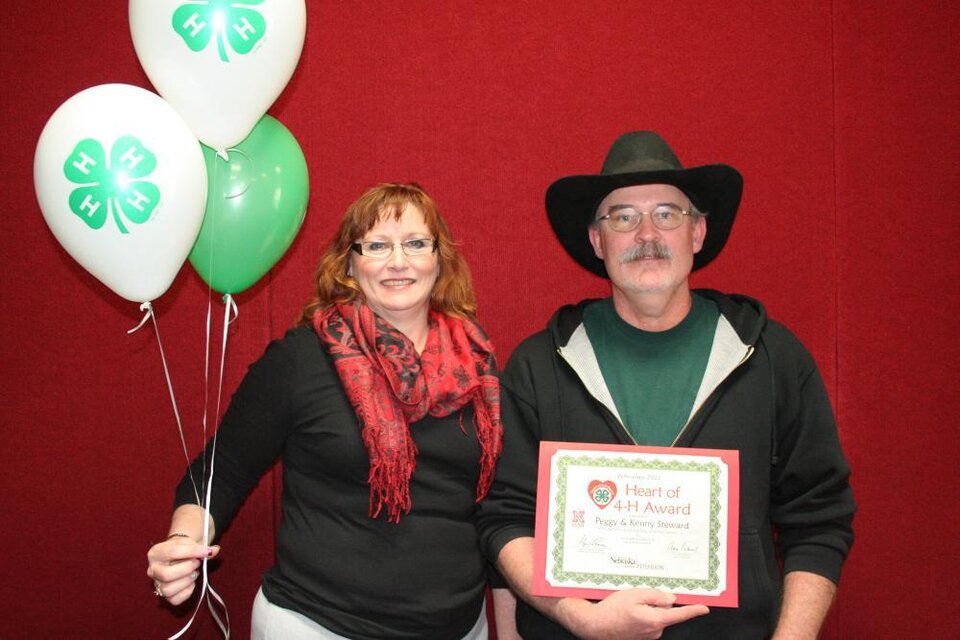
{"left": 588, "top": 224, "right": 604, "bottom": 260}
{"left": 692, "top": 215, "right": 706, "bottom": 254}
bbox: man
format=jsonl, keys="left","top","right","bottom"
{"left": 478, "top": 132, "right": 855, "bottom": 639}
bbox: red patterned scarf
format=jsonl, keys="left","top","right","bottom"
{"left": 313, "top": 301, "right": 502, "bottom": 523}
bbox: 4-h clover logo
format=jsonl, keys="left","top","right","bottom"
{"left": 63, "top": 137, "right": 161, "bottom": 234}
{"left": 173, "top": 0, "right": 266, "bottom": 62}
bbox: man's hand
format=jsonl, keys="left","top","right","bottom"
{"left": 497, "top": 537, "right": 708, "bottom": 639}
{"left": 556, "top": 587, "right": 709, "bottom": 640}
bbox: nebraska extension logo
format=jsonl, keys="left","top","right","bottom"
{"left": 173, "top": 0, "right": 266, "bottom": 62}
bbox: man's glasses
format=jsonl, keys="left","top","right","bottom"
{"left": 595, "top": 203, "right": 695, "bottom": 232}
{"left": 350, "top": 238, "right": 438, "bottom": 259}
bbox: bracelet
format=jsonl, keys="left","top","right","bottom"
{"left": 166, "top": 532, "right": 192, "bottom": 541}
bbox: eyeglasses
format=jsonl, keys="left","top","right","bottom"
{"left": 350, "top": 237, "right": 438, "bottom": 259}
{"left": 595, "top": 204, "right": 694, "bottom": 232}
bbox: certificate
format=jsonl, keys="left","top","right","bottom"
{"left": 533, "top": 441, "right": 739, "bottom": 607}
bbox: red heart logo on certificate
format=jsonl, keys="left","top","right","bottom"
{"left": 587, "top": 480, "right": 617, "bottom": 509}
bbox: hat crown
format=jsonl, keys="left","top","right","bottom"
{"left": 601, "top": 131, "right": 683, "bottom": 175}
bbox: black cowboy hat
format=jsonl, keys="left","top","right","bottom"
{"left": 546, "top": 131, "right": 743, "bottom": 277}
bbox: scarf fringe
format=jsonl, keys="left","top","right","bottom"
{"left": 367, "top": 447, "right": 417, "bottom": 522}
{"left": 472, "top": 387, "right": 503, "bottom": 502}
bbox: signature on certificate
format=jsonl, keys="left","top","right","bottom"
{"left": 576, "top": 535, "right": 608, "bottom": 551}
{"left": 668, "top": 540, "right": 700, "bottom": 553}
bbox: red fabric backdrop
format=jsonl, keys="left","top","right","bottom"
{"left": 1, "top": 1, "right": 957, "bottom": 638}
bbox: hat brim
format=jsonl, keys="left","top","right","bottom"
{"left": 546, "top": 164, "right": 743, "bottom": 277}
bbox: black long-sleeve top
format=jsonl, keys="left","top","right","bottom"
{"left": 176, "top": 327, "right": 486, "bottom": 639}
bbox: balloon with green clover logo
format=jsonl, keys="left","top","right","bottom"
{"left": 188, "top": 115, "right": 308, "bottom": 295}
{"left": 34, "top": 84, "right": 207, "bottom": 303}
{"left": 130, "top": 0, "right": 306, "bottom": 154}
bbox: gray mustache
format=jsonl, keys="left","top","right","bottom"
{"left": 620, "top": 242, "right": 672, "bottom": 264}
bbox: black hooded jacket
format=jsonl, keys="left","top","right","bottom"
{"left": 477, "top": 290, "right": 855, "bottom": 639}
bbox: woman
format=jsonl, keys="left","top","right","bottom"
{"left": 147, "top": 183, "right": 502, "bottom": 639}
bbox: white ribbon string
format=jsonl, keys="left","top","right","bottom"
{"left": 201, "top": 289, "right": 214, "bottom": 515}
{"left": 127, "top": 303, "right": 153, "bottom": 334}
{"left": 161, "top": 149, "right": 232, "bottom": 638}
{"left": 129, "top": 302, "right": 200, "bottom": 504}
{"left": 130, "top": 301, "right": 225, "bottom": 637}
{"left": 202, "top": 293, "right": 238, "bottom": 638}
{"left": 167, "top": 295, "right": 236, "bottom": 640}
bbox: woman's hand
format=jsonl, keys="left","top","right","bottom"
{"left": 147, "top": 535, "right": 220, "bottom": 606}
{"left": 147, "top": 505, "right": 219, "bottom": 605}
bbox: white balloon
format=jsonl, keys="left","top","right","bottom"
{"left": 129, "top": 0, "right": 306, "bottom": 153}
{"left": 34, "top": 84, "right": 207, "bottom": 303}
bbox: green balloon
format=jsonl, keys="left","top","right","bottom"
{"left": 189, "top": 115, "right": 309, "bottom": 294}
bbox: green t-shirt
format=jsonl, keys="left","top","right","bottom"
{"left": 582, "top": 294, "right": 719, "bottom": 446}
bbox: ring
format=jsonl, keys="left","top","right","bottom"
{"left": 154, "top": 582, "right": 163, "bottom": 598}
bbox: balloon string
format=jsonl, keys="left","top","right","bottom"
{"left": 199, "top": 150, "right": 228, "bottom": 510}
{"left": 201, "top": 289, "right": 213, "bottom": 511}
{"left": 167, "top": 296, "right": 236, "bottom": 640}
{"left": 129, "top": 302, "right": 200, "bottom": 504}
{"left": 168, "top": 160, "right": 235, "bottom": 639}
{"left": 127, "top": 304, "right": 152, "bottom": 334}
{"left": 167, "top": 559, "right": 229, "bottom": 640}
{"left": 207, "top": 295, "right": 238, "bottom": 528}
{"left": 203, "top": 293, "right": 237, "bottom": 637}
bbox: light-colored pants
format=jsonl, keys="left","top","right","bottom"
{"left": 251, "top": 587, "right": 488, "bottom": 640}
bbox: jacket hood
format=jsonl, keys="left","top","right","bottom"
{"left": 547, "top": 290, "right": 767, "bottom": 346}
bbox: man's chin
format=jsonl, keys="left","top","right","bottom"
{"left": 615, "top": 278, "right": 674, "bottom": 295}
